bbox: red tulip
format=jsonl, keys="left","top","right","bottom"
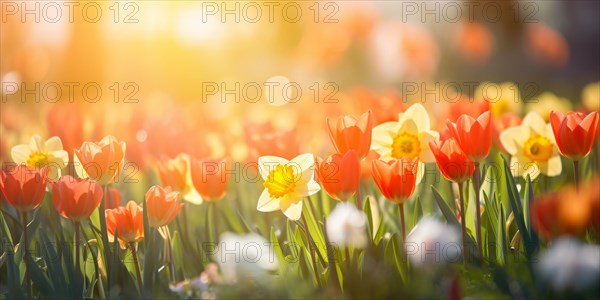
{"left": 104, "top": 187, "right": 122, "bottom": 210}
{"left": 429, "top": 138, "right": 475, "bottom": 183}
{"left": 327, "top": 111, "right": 373, "bottom": 159}
{"left": 190, "top": 157, "right": 231, "bottom": 202}
{"left": 105, "top": 201, "right": 144, "bottom": 248}
{"left": 319, "top": 150, "right": 360, "bottom": 201}
{"left": 51, "top": 175, "right": 102, "bottom": 222}
{"left": 447, "top": 111, "right": 492, "bottom": 162}
{"left": 371, "top": 157, "right": 418, "bottom": 204}
{"left": 0, "top": 165, "right": 48, "bottom": 212}
{"left": 145, "top": 185, "right": 182, "bottom": 228}
{"left": 549, "top": 111, "right": 599, "bottom": 161}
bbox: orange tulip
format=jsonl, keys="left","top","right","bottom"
{"left": 74, "top": 135, "right": 126, "bottom": 185}
{"left": 493, "top": 113, "right": 522, "bottom": 153}
{"left": 105, "top": 201, "right": 144, "bottom": 248}
{"left": 319, "top": 150, "right": 360, "bottom": 201}
{"left": 447, "top": 111, "right": 492, "bottom": 162}
{"left": 371, "top": 157, "right": 418, "bottom": 204}
{"left": 549, "top": 111, "right": 599, "bottom": 161}
{"left": 327, "top": 111, "right": 373, "bottom": 159}
{"left": 531, "top": 179, "right": 599, "bottom": 239}
{"left": 190, "top": 157, "right": 231, "bottom": 202}
{"left": 429, "top": 138, "right": 475, "bottom": 183}
{"left": 145, "top": 185, "right": 182, "bottom": 228}
{"left": 0, "top": 165, "right": 48, "bottom": 212}
{"left": 51, "top": 175, "right": 102, "bottom": 222}
{"left": 157, "top": 154, "right": 188, "bottom": 193}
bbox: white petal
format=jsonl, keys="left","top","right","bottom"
{"left": 73, "top": 153, "right": 89, "bottom": 179}
{"left": 182, "top": 186, "right": 203, "bottom": 205}
{"left": 296, "top": 180, "right": 321, "bottom": 197}
{"left": 400, "top": 103, "right": 431, "bottom": 131}
{"left": 280, "top": 197, "right": 303, "bottom": 221}
{"left": 11, "top": 145, "right": 32, "bottom": 164}
{"left": 419, "top": 130, "right": 439, "bottom": 163}
{"left": 521, "top": 112, "right": 547, "bottom": 136}
{"left": 257, "top": 189, "right": 280, "bottom": 212}
{"left": 50, "top": 150, "right": 69, "bottom": 166}
{"left": 288, "top": 153, "right": 315, "bottom": 185}
{"left": 415, "top": 161, "right": 425, "bottom": 185}
{"left": 500, "top": 127, "right": 525, "bottom": 155}
{"left": 28, "top": 135, "right": 45, "bottom": 153}
{"left": 258, "top": 156, "right": 289, "bottom": 181}
{"left": 45, "top": 136, "right": 64, "bottom": 152}
{"left": 544, "top": 155, "right": 562, "bottom": 177}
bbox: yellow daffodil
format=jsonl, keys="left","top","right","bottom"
{"left": 11, "top": 135, "right": 68, "bottom": 180}
{"left": 526, "top": 92, "right": 572, "bottom": 121}
{"left": 500, "top": 112, "right": 562, "bottom": 179}
{"left": 475, "top": 82, "right": 522, "bottom": 117}
{"left": 370, "top": 103, "right": 439, "bottom": 183}
{"left": 157, "top": 153, "right": 203, "bottom": 205}
{"left": 257, "top": 153, "right": 320, "bottom": 221}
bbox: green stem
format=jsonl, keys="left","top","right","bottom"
{"left": 301, "top": 214, "right": 321, "bottom": 288}
{"left": 458, "top": 182, "right": 469, "bottom": 265}
{"left": 75, "top": 221, "right": 81, "bottom": 278}
{"left": 129, "top": 243, "right": 143, "bottom": 296}
{"left": 100, "top": 185, "right": 111, "bottom": 279}
{"left": 473, "top": 162, "right": 483, "bottom": 260}
{"left": 21, "top": 211, "right": 31, "bottom": 297}
{"left": 398, "top": 203, "right": 406, "bottom": 242}
{"left": 573, "top": 160, "right": 580, "bottom": 191}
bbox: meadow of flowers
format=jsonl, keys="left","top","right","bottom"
{"left": 1, "top": 1, "right": 600, "bottom": 299}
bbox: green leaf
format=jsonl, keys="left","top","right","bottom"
{"left": 40, "top": 233, "right": 68, "bottom": 297}
{"left": 524, "top": 176, "right": 539, "bottom": 254}
{"left": 171, "top": 231, "right": 185, "bottom": 277}
{"left": 501, "top": 156, "right": 534, "bottom": 258}
{"left": 432, "top": 186, "right": 460, "bottom": 228}
{"left": 364, "top": 197, "right": 374, "bottom": 241}
{"left": 496, "top": 204, "right": 507, "bottom": 266}
{"left": 0, "top": 211, "right": 13, "bottom": 246}
{"left": 410, "top": 196, "right": 423, "bottom": 229}
{"left": 28, "top": 254, "right": 55, "bottom": 295}
{"left": 143, "top": 230, "right": 158, "bottom": 296}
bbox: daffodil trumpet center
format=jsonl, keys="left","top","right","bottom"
{"left": 391, "top": 132, "right": 421, "bottom": 160}
{"left": 524, "top": 135, "right": 554, "bottom": 162}
{"left": 26, "top": 152, "right": 50, "bottom": 169}
{"left": 264, "top": 164, "right": 297, "bottom": 198}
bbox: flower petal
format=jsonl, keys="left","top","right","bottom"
{"left": 257, "top": 189, "right": 280, "bottom": 212}
{"left": 280, "top": 197, "right": 303, "bottom": 221}
{"left": 258, "top": 156, "right": 289, "bottom": 181}
{"left": 11, "top": 145, "right": 32, "bottom": 165}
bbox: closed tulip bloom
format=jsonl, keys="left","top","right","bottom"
{"left": 319, "top": 150, "right": 360, "bottom": 201}
{"left": 0, "top": 165, "right": 48, "bottom": 212}
{"left": 550, "top": 111, "right": 599, "bottom": 161}
{"left": 327, "top": 111, "right": 373, "bottom": 159}
{"left": 447, "top": 111, "right": 492, "bottom": 162}
{"left": 157, "top": 153, "right": 202, "bottom": 204}
{"left": 74, "top": 135, "right": 126, "bottom": 185}
{"left": 105, "top": 201, "right": 144, "bottom": 248}
{"left": 429, "top": 138, "right": 475, "bottom": 183}
{"left": 145, "top": 185, "right": 182, "bottom": 228}
{"left": 190, "top": 157, "right": 231, "bottom": 202}
{"left": 51, "top": 176, "right": 102, "bottom": 222}
{"left": 371, "top": 158, "right": 418, "bottom": 204}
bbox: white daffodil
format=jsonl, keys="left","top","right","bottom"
{"left": 500, "top": 112, "right": 562, "bottom": 179}
{"left": 11, "top": 134, "right": 68, "bottom": 180}
{"left": 326, "top": 202, "right": 368, "bottom": 249}
{"left": 370, "top": 103, "right": 439, "bottom": 183}
{"left": 257, "top": 153, "right": 320, "bottom": 221}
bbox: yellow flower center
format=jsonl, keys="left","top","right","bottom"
{"left": 524, "top": 136, "right": 554, "bottom": 162}
{"left": 26, "top": 152, "right": 50, "bottom": 169}
{"left": 264, "top": 164, "right": 297, "bottom": 198}
{"left": 391, "top": 132, "right": 421, "bottom": 160}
